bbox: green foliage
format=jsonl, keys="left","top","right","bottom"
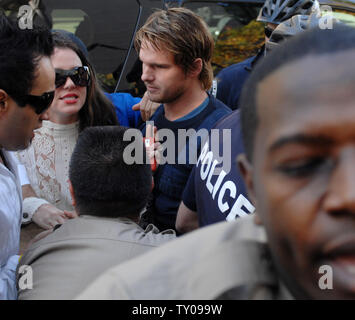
{"left": 213, "top": 20, "right": 265, "bottom": 74}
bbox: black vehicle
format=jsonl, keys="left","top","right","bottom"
{"left": 1, "top": 0, "right": 354, "bottom": 95}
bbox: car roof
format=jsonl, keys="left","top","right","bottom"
{"left": 2, "top": 0, "right": 355, "bottom": 94}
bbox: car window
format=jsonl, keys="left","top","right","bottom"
{"left": 326, "top": 8, "right": 355, "bottom": 27}
{"left": 2, "top": 0, "right": 355, "bottom": 95}
{"left": 182, "top": 0, "right": 355, "bottom": 75}
{"left": 2, "top": 0, "right": 143, "bottom": 93}
{"left": 181, "top": 1, "right": 264, "bottom": 74}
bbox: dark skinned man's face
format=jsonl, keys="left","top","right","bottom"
{"left": 239, "top": 49, "right": 355, "bottom": 299}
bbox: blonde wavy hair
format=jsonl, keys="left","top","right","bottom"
{"left": 135, "top": 7, "right": 214, "bottom": 91}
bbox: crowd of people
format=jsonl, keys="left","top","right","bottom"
{"left": 1, "top": 0, "right": 355, "bottom": 301}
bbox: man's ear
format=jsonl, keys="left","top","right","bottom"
{"left": 0, "top": 89, "right": 9, "bottom": 116}
{"left": 237, "top": 153, "right": 263, "bottom": 225}
{"left": 189, "top": 58, "right": 203, "bottom": 78}
{"left": 68, "top": 180, "right": 76, "bottom": 207}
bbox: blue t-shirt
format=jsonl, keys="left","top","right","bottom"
{"left": 182, "top": 110, "right": 254, "bottom": 227}
{"left": 105, "top": 92, "right": 141, "bottom": 128}
{"left": 141, "top": 95, "right": 231, "bottom": 230}
{"left": 175, "top": 97, "right": 209, "bottom": 122}
{"left": 216, "top": 55, "right": 257, "bottom": 110}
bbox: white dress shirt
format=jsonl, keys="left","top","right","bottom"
{"left": 0, "top": 150, "right": 22, "bottom": 300}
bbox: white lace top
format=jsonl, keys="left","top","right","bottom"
{"left": 17, "top": 120, "right": 79, "bottom": 211}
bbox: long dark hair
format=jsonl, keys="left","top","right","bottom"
{"left": 51, "top": 31, "right": 119, "bottom": 131}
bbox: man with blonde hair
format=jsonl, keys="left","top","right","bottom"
{"left": 136, "top": 7, "right": 231, "bottom": 231}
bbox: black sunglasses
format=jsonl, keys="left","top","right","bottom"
{"left": 14, "top": 91, "right": 55, "bottom": 115}
{"left": 55, "top": 66, "right": 90, "bottom": 88}
{"left": 264, "top": 25, "right": 274, "bottom": 38}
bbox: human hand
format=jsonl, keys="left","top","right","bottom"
{"left": 32, "top": 204, "right": 77, "bottom": 229}
{"left": 145, "top": 124, "right": 163, "bottom": 171}
{"left": 132, "top": 91, "right": 160, "bottom": 121}
{"left": 63, "top": 210, "right": 79, "bottom": 219}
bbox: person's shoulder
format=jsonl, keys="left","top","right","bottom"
{"left": 105, "top": 92, "right": 141, "bottom": 114}
{"left": 22, "top": 216, "right": 118, "bottom": 249}
{"left": 76, "top": 216, "right": 266, "bottom": 299}
{"left": 217, "top": 56, "right": 256, "bottom": 78}
{"left": 217, "top": 61, "right": 244, "bottom": 76}
{"left": 0, "top": 150, "right": 24, "bottom": 187}
{"left": 213, "top": 109, "right": 240, "bottom": 129}
{"left": 209, "top": 95, "right": 232, "bottom": 112}
{"left": 199, "top": 96, "right": 231, "bottom": 131}
{"left": 208, "top": 96, "right": 232, "bottom": 120}
{"left": 18, "top": 217, "right": 138, "bottom": 266}
{"left": 105, "top": 92, "right": 140, "bottom": 104}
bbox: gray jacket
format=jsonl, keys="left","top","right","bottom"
{"left": 76, "top": 216, "right": 294, "bottom": 300}
{"left": 17, "top": 215, "right": 176, "bottom": 300}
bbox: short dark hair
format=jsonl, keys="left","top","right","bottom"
{"left": 69, "top": 126, "right": 152, "bottom": 218}
{"left": 240, "top": 25, "right": 355, "bottom": 161}
{"left": 0, "top": 13, "right": 53, "bottom": 104}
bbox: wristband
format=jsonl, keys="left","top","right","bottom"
{"left": 22, "top": 197, "right": 50, "bottom": 224}
{"left": 143, "top": 137, "right": 157, "bottom": 171}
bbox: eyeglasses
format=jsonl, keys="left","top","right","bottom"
{"left": 264, "top": 25, "right": 274, "bottom": 38}
{"left": 55, "top": 66, "right": 90, "bottom": 88}
{"left": 15, "top": 91, "right": 55, "bottom": 115}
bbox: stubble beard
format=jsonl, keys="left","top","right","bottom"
{"left": 148, "top": 86, "right": 185, "bottom": 105}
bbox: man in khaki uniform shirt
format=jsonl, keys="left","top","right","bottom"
{"left": 17, "top": 126, "right": 175, "bottom": 300}
{"left": 77, "top": 26, "right": 355, "bottom": 300}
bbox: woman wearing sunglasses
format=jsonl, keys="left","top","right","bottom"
{"left": 16, "top": 31, "right": 120, "bottom": 229}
